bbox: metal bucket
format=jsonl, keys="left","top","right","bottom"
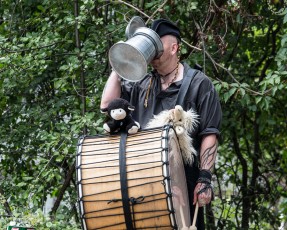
{"left": 109, "top": 27, "right": 163, "bottom": 82}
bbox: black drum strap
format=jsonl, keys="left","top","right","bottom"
{"left": 176, "top": 68, "right": 198, "bottom": 106}
{"left": 119, "top": 132, "right": 134, "bottom": 230}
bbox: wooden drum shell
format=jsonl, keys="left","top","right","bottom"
{"left": 77, "top": 127, "right": 191, "bottom": 230}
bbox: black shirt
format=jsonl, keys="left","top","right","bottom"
{"left": 121, "top": 62, "right": 222, "bottom": 152}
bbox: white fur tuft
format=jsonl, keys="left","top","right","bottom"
{"left": 144, "top": 110, "right": 173, "bottom": 128}
{"left": 145, "top": 105, "right": 198, "bottom": 165}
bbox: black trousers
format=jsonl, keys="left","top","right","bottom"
{"left": 184, "top": 158, "right": 205, "bottom": 230}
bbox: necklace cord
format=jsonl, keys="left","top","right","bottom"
{"left": 144, "top": 60, "right": 180, "bottom": 108}
{"left": 167, "top": 61, "right": 179, "bottom": 86}
{"left": 144, "top": 77, "right": 153, "bottom": 108}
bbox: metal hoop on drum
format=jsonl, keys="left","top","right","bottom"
{"left": 76, "top": 125, "right": 191, "bottom": 230}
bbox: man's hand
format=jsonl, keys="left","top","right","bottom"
{"left": 193, "top": 183, "right": 213, "bottom": 207}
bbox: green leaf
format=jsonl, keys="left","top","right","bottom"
{"left": 17, "top": 182, "right": 27, "bottom": 187}
{"left": 255, "top": 96, "right": 262, "bottom": 104}
{"left": 239, "top": 88, "right": 245, "bottom": 96}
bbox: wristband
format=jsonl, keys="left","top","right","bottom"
{"left": 196, "top": 169, "right": 214, "bottom": 200}
{"left": 197, "top": 169, "right": 212, "bottom": 183}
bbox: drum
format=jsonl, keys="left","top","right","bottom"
{"left": 76, "top": 126, "right": 191, "bottom": 230}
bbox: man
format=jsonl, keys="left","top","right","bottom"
{"left": 101, "top": 18, "right": 222, "bottom": 229}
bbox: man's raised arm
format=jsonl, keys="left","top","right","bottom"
{"left": 100, "top": 70, "right": 121, "bottom": 110}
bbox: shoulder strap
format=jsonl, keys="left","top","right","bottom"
{"left": 176, "top": 68, "right": 199, "bottom": 106}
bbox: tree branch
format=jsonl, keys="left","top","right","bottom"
{"left": 0, "top": 41, "right": 63, "bottom": 53}
{"left": 231, "top": 130, "right": 250, "bottom": 229}
{"left": 111, "top": 0, "right": 202, "bottom": 51}
{"left": 0, "top": 187, "right": 12, "bottom": 217}
{"left": 74, "top": 0, "right": 87, "bottom": 135}
{"left": 259, "top": 22, "right": 282, "bottom": 82}
{"left": 50, "top": 160, "right": 76, "bottom": 216}
{"left": 145, "top": 0, "right": 168, "bottom": 24}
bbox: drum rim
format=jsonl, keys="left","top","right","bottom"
{"left": 76, "top": 136, "right": 88, "bottom": 230}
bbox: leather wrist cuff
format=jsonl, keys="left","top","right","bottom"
{"left": 197, "top": 169, "right": 212, "bottom": 184}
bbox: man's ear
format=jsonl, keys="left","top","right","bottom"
{"left": 171, "top": 42, "right": 179, "bottom": 55}
{"left": 128, "top": 105, "right": 135, "bottom": 111}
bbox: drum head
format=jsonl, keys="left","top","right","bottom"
{"left": 168, "top": 133, "right": 191, "bottom": 228}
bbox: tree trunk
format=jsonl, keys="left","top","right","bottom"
{"left": 0, "top": 187, "right": 12, "bottom": 216}
{"left": 232, "top": 131, "right": 250, "bottom": 229}
{"left": 206, "top": 203, "right": 216, "bottom": 229}
{"left": 74, "top": 0, "right": 87, "bottom": 135}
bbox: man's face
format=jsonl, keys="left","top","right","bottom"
{"left": 151, "top": 35, "right": 178, "bottom": 70}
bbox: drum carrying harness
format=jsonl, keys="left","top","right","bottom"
{"left": 175, "top": 65, "right": 201, "bottom": 106}
{"left": 119, "top": 132, "right": 134, "bottom": 230}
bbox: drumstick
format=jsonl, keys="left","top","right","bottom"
{"left": 189, "top": 202, "right": 199, "bottom": 230}
{"left": 179, "top": 204, "right": 189, "bottom": 230}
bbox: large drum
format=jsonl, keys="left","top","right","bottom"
{"left": 76, "top": 126, "right": 191, "bottom": 230}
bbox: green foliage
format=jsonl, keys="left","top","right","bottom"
{"left": 0, "top": 0, "right": 287, "bottom": 229}
{"left": 0, "top": 0, "right": 106, "bottom": 226}
{"left": 0, "top": 208, "right": 80, "bottom": 230}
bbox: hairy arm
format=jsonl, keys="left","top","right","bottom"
{"left": 100, "top": 70, "right": 121, "bottom": 109}
{"left": 193, "top": 134, "right": 218, "bottom": 206}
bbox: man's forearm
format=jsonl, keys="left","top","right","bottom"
{"left": 100, "top": 71, "right": 121, "bottom": 109}
{"left": 199, "top": 134, "right": 218, "bottom": 171}
{"left": 193, "top": 134, "right": 218, "bottom": 206}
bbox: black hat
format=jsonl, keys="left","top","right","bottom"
{"left": 151, "top": 19, "right": 181, "bottom": 40}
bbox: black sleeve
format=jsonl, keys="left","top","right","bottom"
{"left": 197, "top": 80, "right": 222, "bottom": 137}
{"left": 120, "top": 79, "right": 134, "bottom": 101}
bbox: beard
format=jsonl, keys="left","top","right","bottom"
{"left": 151, "top": 58, "right": 164, "bottom": 70}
